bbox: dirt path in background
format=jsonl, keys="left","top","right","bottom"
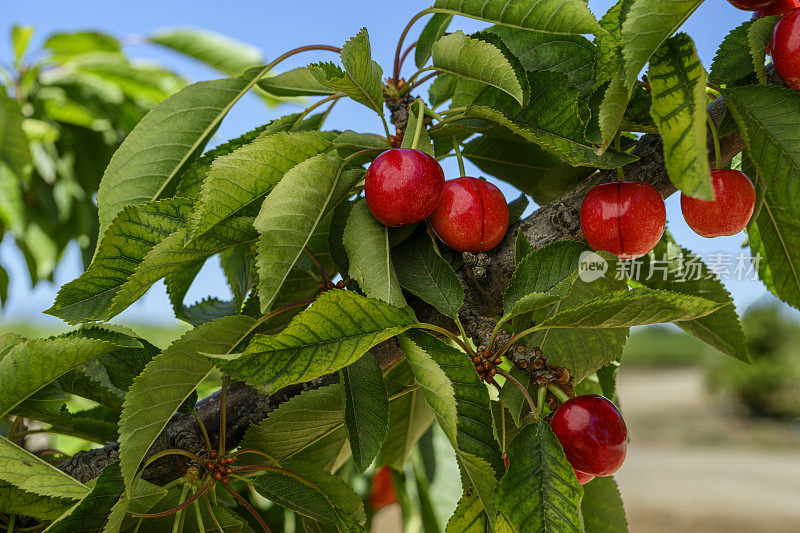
{"left": 615, "top": 368, "right": 800, "bottom": 532}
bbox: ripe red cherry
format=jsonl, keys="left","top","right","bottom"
{"left": 574, "top": 470, "right": 595, "bottom": 485}
{"left": 580, "top": 181, "right": 666, "bottom": 260}
{"left": 772, "top": 7, "right": 800, "bottom": 90}
{"left": 753, "top": 0, "right": 799, "bottom": 17}
{"left": 428, "top": 177, "right": 509, "bottom": 253}
{"left": 550, "top": 395, "right": 628, "bottom": 477}
{"left": 728, "top": 0, "right": 782, "bottom": 10}
{"left": 368, "top": 467, "right": 398, "bottom": 510}
{"left": 681, "top": 170, "right": 756, "bottom": 237}
{"left": 503, "top": 452, "right": 509, "bottom": 470}
{"left": 365, "top": 148, "right": 444, "bottom": 227}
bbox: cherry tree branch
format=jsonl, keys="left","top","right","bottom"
{"left": 58, "top": 68, "right": 781, "bottom": 486}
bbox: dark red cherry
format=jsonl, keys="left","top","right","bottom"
{"left": 550, "top": 395, "right": 628, "bottom": 477}
{"left": 365, "top": 148, "right": 444, "bottom": 227}
{"left": 753, "top": 0, "right": 799, "bottom": 17}
{"left": 580, "top": 181, "right": 666, "bottom": 260}
{"left": 428, "top": 177, "right": 509, "bottom": 253}
{"left": 681, "top": 169, "right": 755, "bottom": 237}
{"left": 772, "top": 7, "right": 800, "bottom": 90}
{"left": 728, "top": 0, "right": 781, "bottom": 10}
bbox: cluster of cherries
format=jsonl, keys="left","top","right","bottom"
{"left": 364, "top": 148, "right": 509, "bottom": 253}
{"left": 581, "top": 170, "right": 756, "bottom": 260}
{"left": 728, "top": 0, "right": 800, "bottom": 91}
{"left": 502, "top": 395, "right": 628, "bottom": 486}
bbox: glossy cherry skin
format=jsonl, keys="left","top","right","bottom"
{"left": 574, "top": 470, "right": 595, "bottom": 485}
{"left": 728, "top": 0, "right": 782, "bottom": 10}
{"left": 550, "top": 395, "right": 628, "bottom": 477}
{"left": 580, "top": 181, "right": 666, "bottom": 260}
{"left": 753, "top": 0, "right": 800, "bottom": 17}
{"left": 681, "top": 170, "right": 756, "bottom": 237}
{"left": 428, "top": 177, "right": 509, "bottom": 253}
{"left": 365, "top": 148, "right": 445, "bottom": 227}
{"left": 772, "top": 7, "right": 800, "bottom": 89}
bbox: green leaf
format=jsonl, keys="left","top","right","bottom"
{"left": 0, "top": 436, "right": 88, "bottom": 500}
{"left": 340, "top": 354, "right": 389, "bottom": 473}
{"left": 43, "top": 31, "right": 121, "bottom": 60}
{"left": 0, "top": 163, "right": 25, "bottom": 237}
{"left": 309, "top": 28, "right": 384, "bottom": 114}
{"left": 221, "top": 243, "right": 254, "bottom": 311}
{"left": 344, "top": 199, "right": 407, "bottom": 308}
{"left": 95, "top": 64, "right": 271, "bottom": 237}
{"left": 493, "top": 420, "right": 583, "bottom": 532}
{"left": 0, "top": 482, "right": 74, "bottom": 521}
{"left": 648, "top": 34, "right": 712, "bottom": 200}
{"left": 501, "top": 292, "right": 561, "bottom": 326}
{"left": 595, "top": 0, "right": 634, "bottom": 85}
{"left": 392, "top": 227, "right": 464, "bottom": 319}
{"left": 251, "top": 461, "right": 366, "bottom": 528}
{"left": 209, "top": 290, "right": 417, "bottom": 392}
{"left": 621, "top": 0, "right": 704, "bottom": 89}
{"left": 638, "top": 234, "right": 749, "bottom": 362}
{"left": 709, "top": 20, "right": 758, "bottom": 86}
{"left": 240, "top": 384, "right": 344, "bottom": 462}
{"left": 538, "top": 287, "right": 722, "bottom": 329}
{"left": 748, "top": 195, "right": 800, "bottom": 310}
{"left": 189, "top": 130, "right": 333, "bottom": 242}
{"left": 0, "top": 335, "right": 130, "bottom": 418}
{"left": 462, "top": 136, "right": 594, "bottom": 204}
{"left": 581, "top": 477, "right": 628, "bottom": 533}
{"left": 432, "top": 31, "right": 526, "bottom": 106}
{"left": 150, "top": 28, "right": 262, "bottom": 76}
{"left": 401, "top": 331, "right": 503, "bottom": 524}
{"left": 446, "top": 491, "right": 491, "bottom": 533}
{"left": 748, "top": 16, "right": 779, "bottom": 85}
{"left": 119, "top": 315, "right": 255, "bottom": 490}
{"left": 416, "top": 13, "right": 454, "bottom": 68}
{"left": 724, "top": 85, "right": 800, "bottom": 216}
{"left": 255, "top": 153, "right": 353, "bottom": 311}
{"left": 401, "top": 101, "right": 435, "bottom": 156}
{"left": 45, "top": 462, "right": 124, "bottom": 533}
{"left": 597, "top": 77, "right": 632, "bottom": 150}
{"left": 12, "top": 25, "right": 34, "bottom": 63}
{"left": 46, "top": 198, "right": 191, "bottom": 323}
{"left": 0, "top": 90, "right": 32, "bottom": 179}
{"left": 258, "top": 67, "right": 340, "bottom": 97}
{"left": 379, "top": 361, "right": 436, "bottom": 470}
{"left": 431, "top": 0, "right": 603, "bottom": 36}
{"left": 110, "top": 218, "right": 256, "bottom": 317}
{"left": 503, "top": 240, "right": 586, "bottom": 315}
{"left": 488, "top": 25, "right": 597, "bottom": 95}
{"left": 466, "top": 71, "right": 638, "bottom": 168}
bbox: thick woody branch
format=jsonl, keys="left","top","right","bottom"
{"left": 58, "top": 68, "right": 779, "bottom": 486}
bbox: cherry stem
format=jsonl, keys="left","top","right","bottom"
{"left": 536, "top": 386, "right": 547, "bottom": 417}
{"left": 231, "top": 449, "right": 280, "bottom": 465}
{"left": 499, "top": 400, "right": 507, "bottom": 453}
{"left": 452, "top": 136, "right": 466, "bottom": 176}
{"left": 291, "top": 93, "right": 346, "bottom": 130}
{"left": 398, "top": 40, "right": 418, "bottom": 73}
{"left": 203, "top": 493, "right": 225, "bottom": 533}
{"left": 171, "top": 483, "right": 191, "bottom": 533}
{"left": 191, "top": 408, "right": 213, "bottom": 454}
{"left": 393, "top": 9, "right": 434, "bottom": 82}
{"left": 141, "top": 449, "right": 207, "bottom": 472}
{"left": 415, "top": 323, "right": 476, "bottom": 355}
{"left": 303, "top": 246, "right": 329, "bottom": 282}
{"left": 219, "top": 375, "right": 228, "bottom": 456}
{"left": 496, "top": 367, "right": 539, "bottom": 420}
{"left": 411, "top": 99, "right": 426, "bottom": 150}
{"left": 221, "top": 482, "right": 272, "bottom": 533}
{"left": 192, "top": 497, "right": 206, "bottom": 533}
{"left": 547, "top": 383, "right": 571, "bottom": 404}
{"left": 614, "top": 133, "right": 625, "bottom": 180}
{"left": 497, "top": 325, "right": 542, "bottom": 358}
{"left": 266, "top": 45, "right": 341, "bottom": 73}
{"left": 404, "top": 70, "right": 439, "bottom": 93}
{"left": 5, "top": 514, "right": 14, "bottom": 533}
{"left": 130, "top": 477, "right": 213, "bottom": 519}
{"left": 706, "top": 111, "right": 722, "bottom": 170}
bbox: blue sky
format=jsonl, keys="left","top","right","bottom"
{"left": 0, "top": 0, "right": 783, "bottom": 327}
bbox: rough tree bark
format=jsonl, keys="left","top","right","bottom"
{"left": 58, "top": 70, "right": 777, "bottom": 485}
